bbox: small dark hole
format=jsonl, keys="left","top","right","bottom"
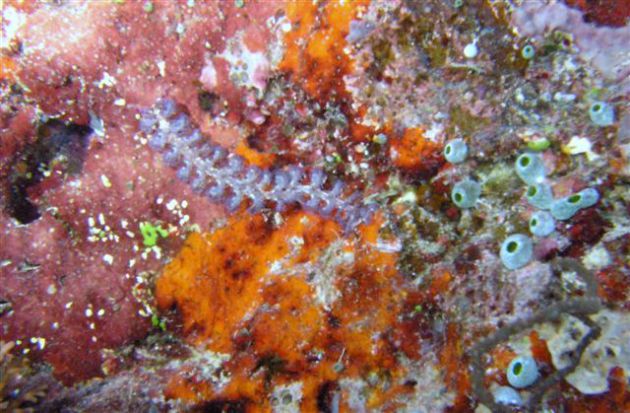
{"left": 531, "top": 219, "right": 538, "bottom": 227}
{"left": 568, "top": 194, "right": 581, "bottom": 204}
{"left": 454, "top": 192, "right": 463, "bottom": 203}
{"left": 198, "top": 90, "right": 220, "bottom": 113}
{"left": 527, "top": 186, "right": 537, "bottom": 197}
{"left": 513, "top": 362, "right": 523, "bottom": 376}
{"left": 506, "top": 241, "right": 518, "bottom": 253}
{"left": 592, "top": 103, "right": 602, "bottom": 113}
{"left": 445, "top": 145, "right": 451, "bottom": 154}
{"left": 520, "top": 156, "right": 530, "bottom": 167}
{"left": 6, "top": 119, "right": 92, "bottom": 224}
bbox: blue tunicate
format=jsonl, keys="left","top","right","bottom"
{"left": 515, "top": 152, "right": 545, "bottom": 185}
{"left": 248, "top": 192, "right": 265, "bottom": 212}
{"left": 500, "top": 234, "right": 533, "bottom": 270}
{"left": 183, "top": 130, "right": 201, "bottom": 145}
{"left": 190, "top": 175, "right": 207, "bottom": 193}
{"left": 162, "top": 149, "right": 180, "bottom": 167}
{"left": 176, "top": 165, "right": 191, "bottom": 182}
{"left": 226, "top": 156, "right": 244, "bottom": 174}
{"left": 525, "top": 183, "right": 553, "bottom": 210}
{"left": 529, "top": 211, "right": 555, "bottom": 237}
{"left": 211, "top": 146, "right": 228, "bottom": 163}
{"left": 577, "top": 187, "right": 599, "bottom": 208}
{"left": 170, "top": 113, "right": 189, "bottom": 135}
{"left": 226, "top": 193, "right": 243, "bottom": 212}
{"left": 507, "top": 356, "right": 540, "bottom": 388}
{"left": 493, "top": 386, "right": 523, "bottom": 406}
{"left": 550, "top": 197, "right": 580, "bottom": 220}
{"left": 158, "top": 99, "right": 176, "bottom": 118}
{"left": 148, "top": 132, "right": 167, "bottom": 150}
{"left": 330, "top": 181, "right": 345, "bottom": 197}
{"left": 550, "top": 188, "right": 599, "bottom": 220}
{"left": 521, "top": 44, "right": 535, "bottom": 60}
{"left": 138, "top": 111, "right": 157, "bottom": 133}
{"left": 589, "top": 101, "right": 614, "bottom": 127}
{"left": 451, "top": 179, "right": 481, "bottom": 208}
{"left": 444, "top": 138, "right": 468, "bottom": 164}
{"left": 142, "top": 99, "right": 377, "bottom": 233}
{"left": 207, "top": 184, "right": 225, "bottom": 200}
{"left": 287, "top": 166, "right": 304, "bottom": 186}
{"left": 310, "top": 168, "right": 326, "bottom": 187}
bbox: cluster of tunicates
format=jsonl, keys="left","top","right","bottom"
{"left": 445, "top": 140, "right": 600, "bottom": 270}
{"left": 499, "top": 151, "right": 600, "bottom": 269}
{"left": 139, "top": 99, "right": 376, "bottom": 231}
{"left": 444, "top": 139, "right": 483, "bottom": 210}
{"left": 494, "top": 355, "right": 540, "bottom": 407}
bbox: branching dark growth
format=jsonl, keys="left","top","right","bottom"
{"left": 468, "top": 258, "right": 604, "bottom": 412}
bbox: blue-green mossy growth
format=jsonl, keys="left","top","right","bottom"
{"left": 451, "top": 179, "right": 481, "bottom": 208}
{"left": 529, "top": 211, "right": 555, "bottom": 237}
{"left": 493, "top": 386, "right": 523, "bottom": 406}
{"left": 444, "top": 138, "right": 468, "bottom": 164}
{"left": 507, "top": 356, "right": 540, "bottom": 388}
{"left": 525, "top": 183, "right": 553, "bottom": 210}
{"left": 550, "top": 188, "right": 599, "bottom": 220}
{"left": 515, "top": 152, "right": 545, "bottom": 185}
{"left": 589, "top": 101, "right": 614, "bottom": 127}
{"left": 500, "top": 234, "right": 533, "bottom": 270}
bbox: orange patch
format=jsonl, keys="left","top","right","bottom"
{"left": 280, "top": 0, "right": 370, "bottom": 102}
{"left": 157, "top": 211, "right": 414, "bottom": 408}
{"left": 0, "top": 56, "right": 16, "bottom": 81}
{"left": 529, "top": 330, "right": 552, "bottom": 366}
{"left": 156, "top": 213, "right": 338, "bottom": 352}
{"left": 390, "top": 127, "right": 443, "bottom": 173}
{"left": 233, "top": 140, "right": 276, "bottom": 168}
{"left": 439, "top": 323, "right": 472, "bottom": 411}
{"left": 427, "top": 270, "right": 453, "bottom": 299}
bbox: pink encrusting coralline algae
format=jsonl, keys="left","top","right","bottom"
{"left": 139, "top": 99, "right": 377, "bottom": 232}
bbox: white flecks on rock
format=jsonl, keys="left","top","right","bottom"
{"left": 103, "top": 254, "right": 114, "bottom": 265}
{"left": 463, "top": 42, "right": 479, "bottom": 59}
{"left": 100, "top": 174, "right": 112, "bottom": 188}
{"left": 582, "top": 245, "right": 611, "bottom": 270}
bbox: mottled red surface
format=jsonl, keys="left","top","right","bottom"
{"left": 1, "top": 0, "right": 285, "bottom": 384}
{"left": 564, "top": 0, "right": 630, "bottom": 27}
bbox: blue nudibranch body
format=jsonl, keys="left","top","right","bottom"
{"left": 139, "top": 99, "right": 376, "bottom": 231}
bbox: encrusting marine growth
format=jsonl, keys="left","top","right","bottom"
{"left": 139, "top": 99, "right": 377, "bottom": 232}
